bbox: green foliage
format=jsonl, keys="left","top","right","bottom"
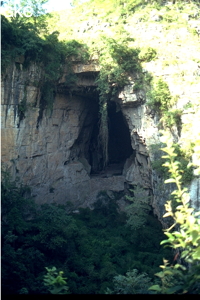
{"left": 32, "top": 203, "right": 79, "bottom": 256}
{"left": 162, "top": 10, "right": 179, "bottom": 23}
{"left": 107, "top": 269, "right": 152, "bottom": 294}
{"left": 161, "top": 108, "right": 182, "bottom": 129}
{"left": 138, "top": 47, "right": 157, "bottom": 62}
{"left": 1, "top": 15, "right": 89, "bottom": 117}
{"left": 150, "top": 142, "right": 169, "bottom": 179}
{"left": 1, "top": 16, "right": 42, "bottom": 71}
{"left": 125, "top": 186, "right": 151, "bottom": 230}
{"left": 1, "top": 166, "right": 34, "bottom": 236}
{"left": 147, "top": 78, "right": 172, "bottom": 112}
{"left": 23, "top": 0, "right": 50, "bottom": 31}
{"left": 19, "top": 287, "right": 29, "bottom": 294}
{"left": 43, "top": 267, "right": 69, "bottom": 294}
{"left": 150, "top": 258, "right": 200, "bottom": 294}
{"left": 1, "top": 172, "right": 172, "bottom": 294}
{"left": 1, "top": 166, "right": 46, "bottom": 294}
{"left": 172, "top": 143, "right": 194, "bottom": 184}
{"left": 68, "top": 195, "right": 170, "bottom": 293}
{"left": 2, "top": 0, "right": 51, "bottom": 34}
{"left": 150, "top": 142, "right": 194, "bottom": 184}
{"left": 37, "top": 35, "right": 89, "bottom": 117}
{"left": 149, "top": 132, "right": 200, "bottom": 294}
{"left": 147, "top": 78, "right": 183, "bottom": 128}
{"left": 94, "top": 35, "right": 141, "bottom": 168}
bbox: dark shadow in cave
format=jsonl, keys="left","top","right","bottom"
{"left": 89, "top": 101, "right": 133, "bottom": 175}
{"left": 70, "top": 96, "right": 134, "bottom": 176}
{"left": 108, "top": 101, "right": 133, "bottom": 163}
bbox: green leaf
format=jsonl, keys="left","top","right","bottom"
{"left": 160, "top": 239, "right": 170, "bottom": 245}
{"left": 190, "top": 230, "right": 199, "bottom": 244}
{"left": 163, "top": 211, "right": 172, "bottom": 218}
{"left": 174, "top": 264, "right": 186, "bottom": 271}
{"left": 162, "top": 160, "right": 170, "bottom": 165}
{"left": 166, "top": 285, "right": 183, "bottom": 294}
{"left": 164, "top": 232, "right": 175, "bottom": 240}
{"left": 148, "top": 285, "right": 161, "bottom": 292}
{"left": 193, "top": 246, "right": 200, "bottom": 260}
{"left": 164, "top": 178, "right": 176, "bottom": 183}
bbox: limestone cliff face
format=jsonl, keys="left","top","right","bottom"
{"left": 1, "top": 61, "right": 128, "bottom": 210}
{"left": 1, "top": 57, "right": 200, "bottom": 223}
{"left": 116, "top": 67, "right": 200, "bottom": 223}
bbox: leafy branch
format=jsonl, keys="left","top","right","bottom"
{"left": 43, "top": 266, "right": 69, "bottom": 294}
{"left": 149, "top": 132, "right": 200, "bottom": 294}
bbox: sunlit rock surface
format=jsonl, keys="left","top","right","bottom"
{"left": 1, "top": 56, "right": 200, "bottom": 222}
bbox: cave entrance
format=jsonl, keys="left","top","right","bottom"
{"left": 89, "top": 101, "right": 133, "bottom": 175}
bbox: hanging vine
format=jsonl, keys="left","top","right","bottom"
{"left": 94, "top": 35, "right": 142, "bottom": 169}
{"left": 98, "top": 95, "right": 109, "bottom": 169}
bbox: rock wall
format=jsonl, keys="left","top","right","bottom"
{"left": 117, "top": 75, "right": 200, "bottom": 222}
{"left": 1, "top": 62, "right": 128, "bottom": 210}
{"left": 1, "top": 57, "right": 200, "bottom": 221}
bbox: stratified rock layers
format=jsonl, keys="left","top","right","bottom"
{"left": 1, "top": 59, "right": 199, "bottom": 222}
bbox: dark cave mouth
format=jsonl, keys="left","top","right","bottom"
{"left": 89, "top": 101, "right": 133, "bottom": 175}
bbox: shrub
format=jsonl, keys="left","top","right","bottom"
{"left": 147, "top": 78, "right": 172, "bottom": 112}
{"left": 149, "top": 132, "right": 200, "bottom": 294}
{"left": 138, "top": 47, "right": 157, "bottom": 62}
{"left": 43, "top": 267, "right": 69, "bottom": 294}
{"left": 107, "top": 269, "right": 152, "bottom": 294}
{"left": 125, "top": 186, "right": 151, "bottom": 230}
{"left": 150, "top": 142, "right": 194, "bottom": 185}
